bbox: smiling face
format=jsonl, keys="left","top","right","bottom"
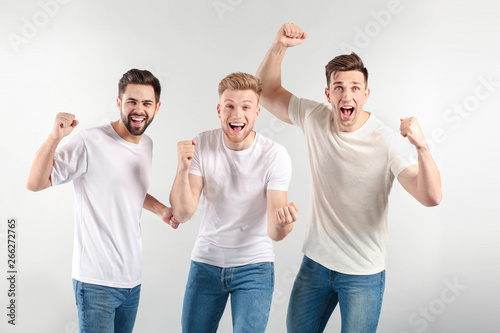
{"left": 116, "top": 83, "right": 160, "bottom": 143}
{"left": 325, "top": 70, "right": 370, "bottom": 132}
{"left": 217, "top": 88, "right": 260, "bottom": 151}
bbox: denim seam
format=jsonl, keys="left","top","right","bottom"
{"left": 221, "top": 268, "right": 227, "bottom": 292}
{"left": 377, "top": 271, "right": 385, "bottom": 318}
{"left": 80, "top": 282, "right": 87, "bottom": 332}
{"left": 210, "top": 291, "right": 229, "bottom": 333}
{"left": 313, "top": 270, "right": 336, "bottom": 332}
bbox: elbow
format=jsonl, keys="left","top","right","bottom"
{"left": 422, "top": 191, "right": 442, "bottom": 207}
{"left": 267, "top": 225, "right": 293, "bottom": 242}
{"left": 26, "top": 180, "right": 43, "bottom": 192}
{"left": 268, "top": 232, "right": 286, "bottom": 242}
{"left": 26, "top": 182, "right": 36, "bottom": 192}
{"left": 172, "top": 207, "right": 195, "bottom": 224}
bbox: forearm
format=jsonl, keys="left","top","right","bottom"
{"left": 256, "top": 42, "right": 288, "bottom": 98}
{"left": 169, "top": 170, "right": 198, "bottom": 223}
{"left": 26, "top": 136, "right": 61, "bottom": 191}
{"left": 267, "top": 222, "right": 293, "bottom": 242}
{"left": 266, "top": 193, "right": 297, "bottom": 242}
{"left": 416, "top": 147, "right": 442, "bottom": 206}
{"left": 143, "top": 193, "right": 167, "bottom": 216}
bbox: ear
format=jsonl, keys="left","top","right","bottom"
{"left": 217, "top": 104, "right": 221, "bottom": 119}
{"left": 364, "top": 88, "right": 370, "bottom": 104}
{"left": 154, "top": 101, "right": 161, "bottom": 115}
{"left": 255, "top": 106, "right": 261, "bottom": 119}
{"left": 325, "top": 87, "right": 331, "bottom": 103}
{"left": 116, "top": 96, "right": 122, "bottom": 110}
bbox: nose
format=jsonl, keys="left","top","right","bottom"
{"left": 231, "top": 108, "right": 242, "bottom": 119}
{"left": 341, "top": 90, "right": 352, "bottom": 102}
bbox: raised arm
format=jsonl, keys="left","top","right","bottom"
{"left": 256, "top": 23, "right": 308, "bottom": 124}
{"left": 398, "top": 117, "right": 442, "bottom": 207}
{"left": 26, "top": 112, "right": 79, "bottom": 191}
{"left": 267, "top": 190, "right": 298, "bottom": 242}
{"left": 169, "top": 140, "right": 204, "bottom": 223}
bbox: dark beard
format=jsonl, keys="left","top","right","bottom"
{"left": 120, "top": 111, "right": 154, "bottom": 136}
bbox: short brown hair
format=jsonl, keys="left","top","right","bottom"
{"left": 325, "top": 52, "right": 368, "bottom": 88}
{"left": 118, "top": 69, "right": 161, "bottom": 103}
{"left": 218, "top": 72, "right": 262, "bottom": 100}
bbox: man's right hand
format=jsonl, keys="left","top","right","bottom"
{"left": 275, "top": 23, "right": 308, "bottom": 48}
{"left": 51, "top": 112, "right": 79, "bottom": 140}
{"left": 177, "top": 140, "right": 196, "bottom": 171}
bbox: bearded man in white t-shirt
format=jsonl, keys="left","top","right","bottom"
{"left": 26, "top": 69, "right": 175, "bottom": 333}
{"left": 256, "top": 24, "right": 443, "bottom": 332}
{"left": 170, "top": 72, "right": 298, "bottom": 333}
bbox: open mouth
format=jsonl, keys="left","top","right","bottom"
{"left": 340, "top": 106, "right": 354, "bottom": 119}
{"left": 130, "top": 115, "right": 146, "bottom": 127}
{"left": 229, "top": 122, "right": 245, "bottom": 132}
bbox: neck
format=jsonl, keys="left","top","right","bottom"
{"left": 223, "top": 131, "right": 256, "bottom": 151}
{"left": 111, "top": 120, "right": 142, "bottom": 144}
{"left": 337, "top": 110, "right": 370, "bottom": 132}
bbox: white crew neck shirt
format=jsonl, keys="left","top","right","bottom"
{"left": 289, "top": 95, "right": 417, "bottom": 275}
{"left": 51, "top": 123, "right": 152, "bottom": 288}
{"left": 189, "top": 129, "right": 292, "bottom": 267}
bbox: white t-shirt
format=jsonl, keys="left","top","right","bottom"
{"left": 51, "top": 123, "right": 152, "bottom": 288}
{"left": 289, "top": 95, "right": 417, "bottom": 275}
{"left": 189, "top": 129, "right": 292, "bottom": 268}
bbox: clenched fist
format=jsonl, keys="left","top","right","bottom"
{"left": 400, "top": 117, "right": 428, "bottom": 150}
{"left": 275, "top": 23, "right": 308, "bottom": 48}
{"left": 177, "top": 140, "right": 196, "bottom": 171}
{"left": 51, "top": 112, "right": 79, "bottom": 140}
{"left": 275, "top": 202, "right": 299, "bottom": 226}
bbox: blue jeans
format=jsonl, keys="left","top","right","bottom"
{"left": 287, "top": 256, "right": 385, "bottom": 333}
{"left": 182, "top": 261, "right": 274, "bottom": 333}
{"left": 72, "top": 279, "right": 141, "bottom": 333}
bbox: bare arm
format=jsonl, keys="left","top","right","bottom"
{"left": 143, "top": 193, "right": 178, "bottom": 229}
{"left": 256, "top": 23, "right": 308, "bottom": 124}
{"left": 26, "top": 113, "right": 79, "bottom": 191}
{"left": 169, "top": 140, "right": 204, "bottom": 223}
{"left": 267, "top": 190, "right": 298, "bottom": 241}
{"left": 398, "top": 117, "right": 442, "bottom": 207}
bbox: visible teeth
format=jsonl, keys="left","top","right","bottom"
{"left": 230, "top": 123, "right": 244, "bottom": 126}
{"left": 341, "top": 107, "right": 353, "bottom": 110}
{"left": 132, "top": 117, "right": 144, "bottom": 121}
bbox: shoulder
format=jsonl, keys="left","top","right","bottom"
{"left": 193, "top": 129, "right": 222, "bottom": 157}
{"left": 290, "top": 95, "right": 330, "bottom": 114}
{"left": 77, "top": 124, "right": 111, "bottom": 142}
{"left": 195, "top": 129, "right": 222, "bottom": 146}
{"left": 366, "top": 115, "right": 399, "bottom": 140}
{"left": 197, "top": 128, "right": 220, "bottom": 139}
{"left": 255, "top": 133, "right": 290, "bottom": 160}
{"left": 140, "top": 133, "right": 153, "bottom": 146}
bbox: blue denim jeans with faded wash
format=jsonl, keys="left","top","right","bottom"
{"left": 73, "top": 279, "right": 141, "bottom": 333}
{"left": 287, "top": 255, "right": 385, "bottom": 333}
{"left": 182, "top": 261, "right": 274, "bottom": 333}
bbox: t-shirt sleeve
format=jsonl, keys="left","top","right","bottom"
{"left": 388, "top": 134, "right": 418, "bottom": 177}
{"left": 288, "top": 94, "right": 323, "bottom": 130}
{"left": 51, "top": 133, "right": 88, "bottom": 186}
{"left": 188, "top": 134, "right": 202, "bottom": 177}
{"left": 267, "top": 147, "right": 292, "bottom": 191}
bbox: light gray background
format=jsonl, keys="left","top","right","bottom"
{"left": 1, "top": 0, "right": 499, "bottom": 332}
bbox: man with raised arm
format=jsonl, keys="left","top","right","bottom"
{"left": 26, "top": 69, "right": 175, "bottom": 333}
{"left": 256, "top": 23, "right": 442, "bottom": 332}
{"left": 170, "top": 72, "right": 298, "bottom": 333}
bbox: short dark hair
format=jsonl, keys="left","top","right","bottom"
{"left": 218, "top": 72, "right": 262, "bottom": 101}
{"left": 325, "top": 52, "right": 368, "bottom": 88}
{"left": 118, "top": 69, "right": 161, "bottom": 103}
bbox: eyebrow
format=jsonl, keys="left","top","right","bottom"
{"left": 332, "top": 81, "right": 363, "bottom": 86}
{"left": 127, "top": 97, "right": 154, "bottom": 103}
{"left": 223, "top": 99, "right": 255, "bottom": 104}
